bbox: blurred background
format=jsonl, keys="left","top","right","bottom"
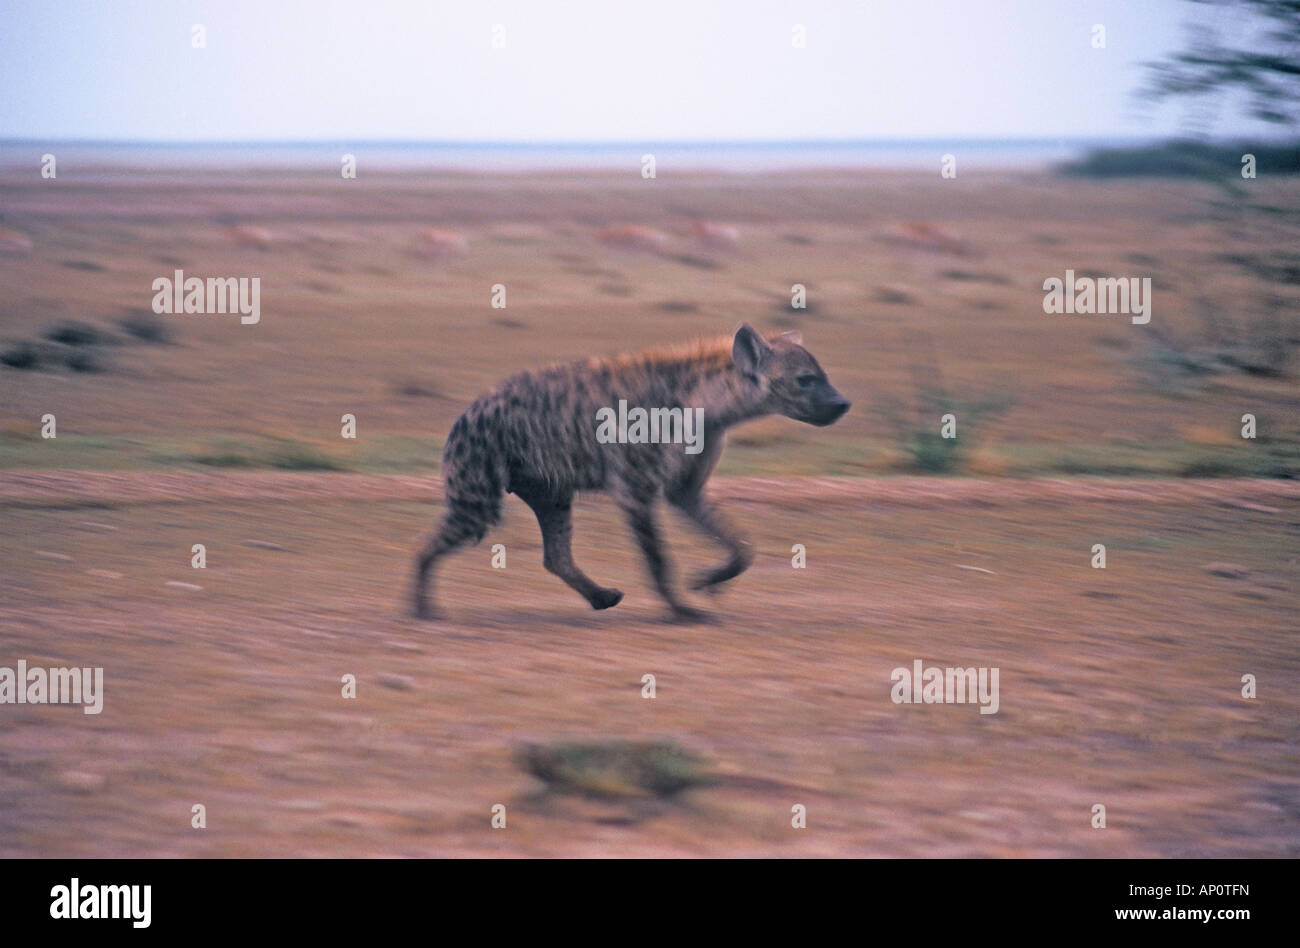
{"left": 0, "top": 0, "right": 1295, "bottom": 857}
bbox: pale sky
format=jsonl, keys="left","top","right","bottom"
{"left": 0, "top": 0, "right": 1271, "bottom": 141}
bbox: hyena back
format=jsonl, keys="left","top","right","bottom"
{"left": 413, "top": 324, "right": 850, "bottom": 620}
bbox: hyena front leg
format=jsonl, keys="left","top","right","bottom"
{"left": 516, "top": 487, "right": 623, "bottom": 610}
{"left": 615, "top": 487, "right": 709, "bottom": 622}
{"left": 665, "top": 434, "right": 752, "bottom": 592}
{"left": 667, "top": 487, "right": 754, "bottom": 591}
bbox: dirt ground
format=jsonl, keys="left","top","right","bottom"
{"left": 0, "top": 473, "right": 1294, "bottom": 857}
{"left": 0, "top": 167, "right": 1297, "bottom": 856}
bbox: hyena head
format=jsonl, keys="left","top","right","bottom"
{"left": 732, "top": 323, "right": 851, "bottom": 427}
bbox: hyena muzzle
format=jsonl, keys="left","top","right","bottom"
{"left": 412, "top": 324, "right": 850, "bottom": 620}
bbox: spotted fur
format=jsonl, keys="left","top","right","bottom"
{"left": 413, "top": 324, "right": 850, "bottom": 620}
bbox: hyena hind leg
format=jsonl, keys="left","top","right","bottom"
{"left": 516, "top": 487, "right": 623, "bottom": 610}
{"left": 412, "top": 508, "right": 490, "bottom": 620}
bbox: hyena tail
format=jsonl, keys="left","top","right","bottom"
{"left": 412, "top": 413, "right": 507, "bottom": 618}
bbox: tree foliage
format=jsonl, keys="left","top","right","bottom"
{"left": 1146, "top": 0, "right": 1300, "bottom": 126}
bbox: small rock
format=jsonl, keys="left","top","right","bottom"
{"left": 597, "top": 225, "right": 668, "bottom": 254}
{"left": 1204, "top": 562, "right": 1248, "bottom": 579}
{"left": 890, "top": 221, "right": 971, "bottom": 257}
{"left": 875, "top": 285, "right": 916, "bottom": 305}
{"left": 0, "top": 227, "right": 34, "bottom": 255}
{"left": 280, "top": 799, "right": 325, "bottom": 811}
{"left": 687, "top": 221, "right": 740, "bottom": 251}
{"left": 416, "top": 229, "right": 468, "bottom": 263}
{"left": 228, "top": 224, "right": 273, "bottom": 248}
{"left": 1224, "top": 500, "right": 1281, "bottom": 514}
{"left": 57, "top": 770, "right": 106, "bottom": 794}
{"left": 243, "top": 539, "right": 287, "bottom": 551}
{"left": 377, "top": 673, "right": 414, "bottom": 691}
{"left": 165, "top": 581, "right": 203, "bottom": 591}
{"left": 34, "top": 551, "right": 72, "bottom": 561}
{"left": 86, "top": 569, "right": 124, "bottom": 580}
{"left": 384, "top": 641, "right": 424, "bottom": 653}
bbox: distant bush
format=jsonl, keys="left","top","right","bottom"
{"left": 903, "top": 429, "right": 962, "bottom": 474}
{"left": 118, "top": 313, "right": 171, "bottom": 344}
{"left": 882, "top": 331, "right": 1012, "bottom": 474}
{"left": 266, "top": 446, "right": 345, "bottom": 471}
{"left": 0, "top": 343, "right": 41, "bottom": 370}
{"left": 1180, "top": 444, "right": 1300, "bottom": 479}
{"left": 1129, "top": 306, "right": 1294, "bottom": 393}
{"left": 891, "top": 396, "right": 1010, "bottom": 474}
{"left": 191, "top": 452, "right": 255, "bottom": 468}
{"left": 188, "top": 441, "right": 346, "bottom": 471}
{"left": 515, "top": 740, "right": 714, "bottom": 799}
{"left": 63, "top": 349, "right": 104, "bottom": 373}
{"left": 1060, "top": 140, "right": 1300, "bottom": 179}
{"left": 43, "top": 321, "right": 108, "bottom": 347}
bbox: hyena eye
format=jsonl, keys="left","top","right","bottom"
{"left": 796, "top": 374, "right": 819, "bottom": 389}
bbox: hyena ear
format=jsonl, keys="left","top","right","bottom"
{"left": 733, "top": 323, "right": 772, "bottom": 381}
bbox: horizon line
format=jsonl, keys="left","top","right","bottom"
{"left": 0, "top": 134, "right": 1262, "bottom": 148}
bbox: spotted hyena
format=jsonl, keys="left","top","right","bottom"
{"left": 413, "top": 324, "right": 850, "bottom": 620}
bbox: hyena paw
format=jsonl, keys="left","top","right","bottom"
{"left": 412, "top": 598, "right": 443, "bottom": 621}
{"left": 690, "top": 566, "right": 739, "bottom": 591}
{"left": 689, "top": 571, "right": 717, "bottom": 591}
{"left": 590, "top": 587, "right": 624, "bottom": 610}
{"left": 668, "top": 602, "right": 714, "bottom": 624}
{"left": 690, "top": 548, "right": 753, "bottom": 591}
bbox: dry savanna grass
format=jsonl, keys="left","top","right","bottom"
{"left": 1, "top": 168, "right": 1297, "bottom": 477}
